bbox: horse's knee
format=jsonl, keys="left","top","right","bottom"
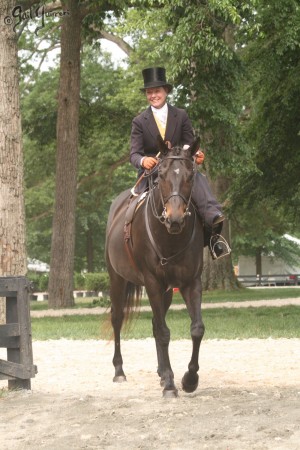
{"left": 155, "top": 327, "right": 170, "bottom": 346}
{"left": 191, "top": 323, "right": 205, "bottom": 340}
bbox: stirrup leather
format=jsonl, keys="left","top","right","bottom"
{"left": 209, "top": 234, "right": 231, "bottom": 260}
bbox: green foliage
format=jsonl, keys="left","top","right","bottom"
{"left": 21, "top": 44, "right": 138, "bottom": 271}
{"left": 84, "top": 272, "right": 110, "bottom": 292}
{"left": 27, "top": 272, "right": 49, "bottom": 292}
{"left": 233, "top": 0, "right": 300, "bottom": 224}
{"left": 74, "top": 272, "right": 86, "bottom": 290}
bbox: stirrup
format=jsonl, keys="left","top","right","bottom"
{"left": 209, "top": 234, "right": 231, "bottom": 260}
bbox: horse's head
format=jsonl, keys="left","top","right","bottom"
{"left": 156, "top": 135, "right": 200, "bottom": 234}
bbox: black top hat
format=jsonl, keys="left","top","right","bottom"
{"left": 140, "top": 67, "right": 173, "bottom": 92}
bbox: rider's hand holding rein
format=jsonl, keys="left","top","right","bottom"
{"left": 195, "top": 150, "right": 205, "bottom": 165}
{"left": 141, "top": 156, "right": 158, "bottom": 170}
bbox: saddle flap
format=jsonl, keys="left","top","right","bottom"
{"left": 125, "top": 191, "right": 148, "bottom": 226}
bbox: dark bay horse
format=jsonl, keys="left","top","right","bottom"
{"left": 105, "top": 136, "right": 205, "bottom": 398}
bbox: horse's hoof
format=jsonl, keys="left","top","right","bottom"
{"left": 182, "top": 372, "right": 199, "bottom": 393}
{"left": 163, "top": 388, "right": 178, "bottom": 399}
{"left": 113, "top": 375, "right": 127, "bottom": 383}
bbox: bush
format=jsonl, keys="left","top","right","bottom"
{"left": 38, "top": 274, "right": 49, "bottom": 292}
{"left": 74, "top": 272, "right": 85, "bottom": 290}
{"left": 27, "top": 272, "right": 49, "bottom": 292}
{"left": 97, "top": 272, "right": 110, "bottom": 293}
{"left": 84, "top": 272, "right": 110, "bottom": 293}
{"left": 27, "top": 271, "right": 110, "bottom": 294}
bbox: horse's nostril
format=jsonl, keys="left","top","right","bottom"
{"left": 168, "top": 221, "right": 183, "bottom": 234}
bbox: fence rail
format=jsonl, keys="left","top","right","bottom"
{"left": 238, "top": 274, "right": 299, "bottom": 287}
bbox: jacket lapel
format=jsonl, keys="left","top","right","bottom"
{"left": 144, "top": 106, "right": 160, "bottom": 140}
{"left": 143, "top": 104, "right": 179, "bottom": 144}
{"left": 165, "top": 104, "right": 178, "bottom": 144}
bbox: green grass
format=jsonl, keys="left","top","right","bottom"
{"left": 202, "top": 288, "right": 300, "bottom": 303}
{"left": 31, "top": 305, "right": 300, "bottom": 341}
{"left": 30, "top": 287, "right": 300, "bottom": 311}
{"left": 30, "top": 297, "right": 109, "bottom": 310}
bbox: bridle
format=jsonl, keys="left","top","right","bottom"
{"left": 145, "top": 153, "right": 197, "bottom": 265}
{"left": 147, "top": 155, "right": 196, "bottom": 223}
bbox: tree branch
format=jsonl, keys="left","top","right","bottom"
{"left": 89, "top": 24, "right": 133, "bottom": 56}
{"left": 19, "top": 1, "right": 62, "bottom": 13}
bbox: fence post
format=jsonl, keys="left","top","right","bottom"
{"left": 0, "top": 276, "right": 37, "bottom": 389}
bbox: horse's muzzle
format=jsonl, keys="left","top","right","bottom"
{"left": 165, "top": 216, "right": 185, "bottom": 234}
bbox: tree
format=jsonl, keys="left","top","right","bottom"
{"left": 0, "top": 0, "right": 27, "bottom": 322}
{"left": 47, "top": 0, "right": 82, "bottom": 308}
{"left": 21, "top": 46, "right": 137, "bottom": 273}
{"left": 240, "top": 0, "right": 300, "bottom": 218}
{"left": 229, "top": 0, "right": 300, "bottom": 268}
{"left": 18, "top": 0, "right": 133, "bottom": 307}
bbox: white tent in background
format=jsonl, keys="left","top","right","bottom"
{"left": 27, "top": 258, "right": 50, "bottom": 273}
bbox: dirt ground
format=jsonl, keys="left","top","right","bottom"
{"left": 1, "top": 336, "right": 300, "bottom": 450}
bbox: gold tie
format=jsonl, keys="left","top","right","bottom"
{"left": 153, "top": 115, "right": 166, "bottom": 140}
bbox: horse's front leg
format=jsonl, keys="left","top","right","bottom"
{"left": 146, "top": 282, "right": 178, "bottom": 398}
{"left": 180, "top": 280, "right": 205, "bottom": 393}
{"left": 152, "top": 289, "right": 173, "bottom": 380}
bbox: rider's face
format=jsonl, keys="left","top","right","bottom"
{"left": 145, "top": 86, "right": 168, "bottom": 109}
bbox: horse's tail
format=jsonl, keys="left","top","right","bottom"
{"left": 123, "top": 282, "right": 143, "bottom": 327}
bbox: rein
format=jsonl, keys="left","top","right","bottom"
{"left": 145, "top": 195, "right": 197, "bottom": 266}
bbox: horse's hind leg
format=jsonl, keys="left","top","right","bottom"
{"left": 110, "top": 273, "right": 127, "bottom": 382}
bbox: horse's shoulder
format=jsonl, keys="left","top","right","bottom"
{"left": 108, "top": 188, "right": 131, "bottom": 221}
{"left": 113, "top": 188, "right": 132, "bottom": 205}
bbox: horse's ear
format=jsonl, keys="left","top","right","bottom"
{"left": 189, "top": 137, "right": 200, "bottom": 157}
{"left": 157, "top": 135, "right": 169, "bottom": 155}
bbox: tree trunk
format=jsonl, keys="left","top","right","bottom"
{"left": 202, "top": 218, "right": 237, "bottom": 290}
{"left": 255, "top": 247, "right": 262, "bottom": 286}
{"left": 201, "top": 174, "right": 239, "bottom": 290}
{"left": 0, "top": 0, "right": 27, "bottom": 322}
{"left": 86, "top": 227, "right": 94, "bottom": 273}
{"left": 48, "top": 1, "right": 82, "bottom": 308}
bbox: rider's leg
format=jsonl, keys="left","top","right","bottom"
{"left": 192, "top": 173, "right": 230, "bottom": 259}
{"left": 192, "top": 172, "right": 224, "bottom": 229}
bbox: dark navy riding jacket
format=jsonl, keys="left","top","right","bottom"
{"left": 130, "top": 104, "right": 195, "bottom": 170}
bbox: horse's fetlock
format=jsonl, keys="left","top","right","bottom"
{"left": 191, "top": 323, "right": 205, "bottom": 339}
{"left": 188, "top": 362, "right": 199, "bottom": 373}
